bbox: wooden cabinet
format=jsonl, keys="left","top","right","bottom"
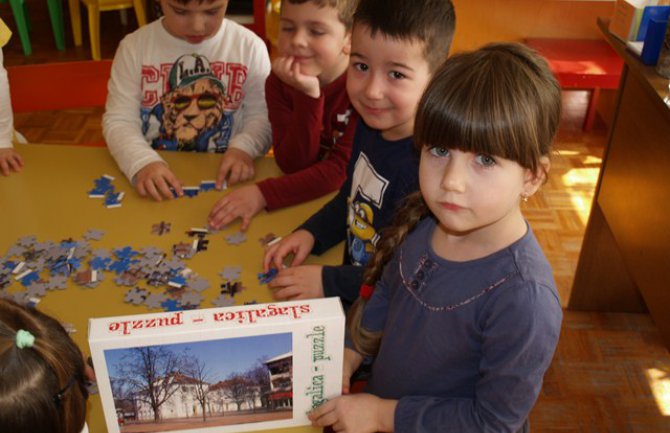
{"left": 569, "top": 19, "right": 670, "bottom": 348}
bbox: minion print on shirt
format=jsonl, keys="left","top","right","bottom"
{"left": 141, "top": 54, "right": 235, "bottom": 152}
{"left": 347, "top": 153, "right": 387, "bottom": 266}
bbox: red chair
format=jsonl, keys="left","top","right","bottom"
{"left": 7, "top": 60, "right": 112, "bottom": 112}
{"left": 7, "top": 60, "right": 112, "bottom": 146}
{"left": 525, "top": 38, "right": 623, "bottom": 131}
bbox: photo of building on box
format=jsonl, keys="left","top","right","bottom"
{"left": 104, "top": 333, "right": 293, "bottom": 432}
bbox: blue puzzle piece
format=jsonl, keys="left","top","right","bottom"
{"left": 19, "top": 271, "right": 40, "bottom": 287}
{"left": 257, "top": 268, "right": 278, "bottom": 285}
{"left": 104, "top": 191, "right": 124, "bottom": 208}
{"left": 114, "top": 247, "right": 139, "bottom": 260}
{"left": 168, "top": 275, "right": 188, "bottom": 288}
{"left": 161, "top": 299, "right": 182, "bottom": 312}
{"left": 183, "top": 187, "right": 200, "bottom": 198}
{"left": 200, "top": 181, "right": 216, "bottom": 192}
{"left": 89, "top": 256, "right": 112, "bottom": 271}
{"left": 109, "top": 258, "right": 139, "bottom": 275}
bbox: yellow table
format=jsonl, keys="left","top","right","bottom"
{"left": 0, "top": 143, "right": 343, "bottom": 433}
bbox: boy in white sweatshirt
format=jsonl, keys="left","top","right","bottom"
{"left": 103, "top": 0, "right": 271, "bottom": 200}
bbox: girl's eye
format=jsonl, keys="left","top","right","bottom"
{"left": 477, "top": 154, "right": 497, "bottom": 167}
{"left": 428, "top": 146, "right": 449, "bottom": 157}
{"left": 309, "top": 29, "right": 326, "bottom": 36}
{"left": 352, "top": 62, "right": 368, "bottom": 72}
{"left": 205, "top": 8, "right": 220, "bottom": 15}
{"left": 389, "top": 71, "right": 406, "bottom": 80}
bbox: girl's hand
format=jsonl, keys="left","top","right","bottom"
{"left": 208, "top": 185, "right": 266, "bottom": 231}
{"left": 308, "top": 394, "right": 397, "bottom": 433}
{"left": 263, "top": 229, "right": 315, "bottom": 272}
{"left": 0, "top": 148, "right": 24, "bottom": 176}
{"left": 268, "top": 264, "right": 323, "bottom": 300}
{"left": 134, "top": 161, "right": 182, "bottom": 201}
{"left": 272, "top": 56, "right": 321, "bottom": 99}
{"left": 217, "top": 148, "right": 255, "bottom": 189}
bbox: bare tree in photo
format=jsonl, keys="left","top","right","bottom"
{"left": 183, "top": 356, "right": 212, "bottom": 422}
{"left": 246, "top": 361, "right": 271, "bottom": 410}
{"left": 110, "top": 376, "right": 139, "bottom": 421}
{"left": 224, "top": 373, "right": 252, "bottom": 411}
{"left": 116, "top": 346, "right": 185, "bottom": 422}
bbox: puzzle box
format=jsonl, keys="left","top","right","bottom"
{"left": 89, "top": 298, "right": 345, "bottom": 433}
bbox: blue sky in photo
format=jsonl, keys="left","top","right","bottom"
{"left": 105, "top": 332, "right": 292, "bottom": 382}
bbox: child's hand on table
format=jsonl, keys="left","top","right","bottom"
{"left": 216, "top": 148, "right": 255, "bottom": 189}
{"left": 0, "top": 148, "right": 24, "bottom": 176}
{"left": 134, "top": 161, "right": 183, "bottom": 201}
{"left": 207, "top": 184, "right": 267, "bottom": 231}
{"left": 272, "top": 56, "right": 321, "bottom": 99}
{"left": 269, "top": 264, "right": 324, "bottom": 300}
{"left": 263, "top": 229, "right": 315, "bottom": 272}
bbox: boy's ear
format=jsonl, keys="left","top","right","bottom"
{"left": 343, "top": 31, "right": 352, "bottom": 55}
{"left": 523, "top": 156, "right": 551, "bottom": 197}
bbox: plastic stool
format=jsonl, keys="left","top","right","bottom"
{"left": 525, "top": 38, "right": 623, "bottom": 131}
{"left": 68, "top": 0, "right": 146, "bottom": 60}
{"left": 2, "top": 0, "right": 66, "bottom": 55}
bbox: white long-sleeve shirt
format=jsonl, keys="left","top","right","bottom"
{"left": 0, "top": 20, "right": 14, "bottom": 149}
{"left": 103, "top": 18, "right": 271, "bottom": 182}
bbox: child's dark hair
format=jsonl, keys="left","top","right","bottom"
{"left": 353, "top": 0, "right": 455, "bottom": 71}
{"left": 283, "top": 0, "right": 358, "bottom": 30}
{"left": 0, "top": 299, "right": 88, "bottom": 433}
{"left": 348, "top": 43, "right": 562, "bottom": 356}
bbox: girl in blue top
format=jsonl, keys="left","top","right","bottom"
{"left": 309, "top": 43, "right": 564, "bottom": 433}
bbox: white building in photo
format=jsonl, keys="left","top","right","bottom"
{"left": 133, "top": 372, "right": 263, "bottom": 421}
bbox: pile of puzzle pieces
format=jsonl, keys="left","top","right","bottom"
{"left": 0, "top": 224, "right": 260, "bottom": 312}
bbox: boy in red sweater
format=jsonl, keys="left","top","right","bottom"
{"left": 208, "top": 0, "right": 358, "bottom": 231}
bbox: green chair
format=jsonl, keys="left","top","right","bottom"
{"left": 1, "top": 0, "right": 66, "bottom": 55}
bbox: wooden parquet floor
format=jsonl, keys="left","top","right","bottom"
{"left": 2, "top": 8, "right": 669, "bottom": 431}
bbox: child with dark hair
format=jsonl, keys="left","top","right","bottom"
{"left": 0, "top": 299, "right": 89, "bottom": 433}
{"left": 264, "top": 0, "right": 456, "bottom": 309}
{"left": 208, "top": 0, "right": 359, "bottom": 231}
{"left": 309, "top": 43, "right": 563, "bottom": 433}
{"left": 0, "top": 19, "right": 24, "bottom": 177}
{"left": 104, "top": 0, "right": 271, "bottom": 201}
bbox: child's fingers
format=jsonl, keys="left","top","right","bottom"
{"left": 166, "top": 174, "right": 183, "bottom": 198}
{"left": 240, "top": 213, "right": 252, "bottom": 232}
{"left": 144, "top": 180, "right": 163, "bottom": 202}
{"left": 9, "top": 159, "right": 23, "bottom": 173}
{"left": 216, "top": 163, "right": 231, "bottom": 190}
{"left": 0, "top": 159, "right": 9, "bottom": 176}
{"left": 8, "top": 155, "right": 23, "bottom": 172}
{"left": 308, "top": 401, "right": 337, "bottom": 425}
{"left": 227, "top": 163, "right": 243, "bottom": 186}
{"left": 263, "top": 243, "right": 281, "bottom": 273}
{"left": 12, "top": 154, "right": 24, "bottom": 169}
{"left": 156, "top": 177, "right": 176, "bottom": 200}
{"left": 271, "top": 286, "right": 300, "bottom": 300}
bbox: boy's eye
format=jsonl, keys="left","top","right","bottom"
{"left": 389, "top": 71, "right": 406, "bottom": 80}
{"left": 351, "top": 62, "right": 368, "bottom": 72}
{"left": 309, "top": 29, "right": 326, "bottom": 37}
{"left": 428, "top": 146, "right": 449, "bottom": 157}
{"left": 279, "top": 25, "right": 294, "bottom": 33}
{"left": 172, "top": 7, "right": 187, "bottom": 15}
{"left": 205, "top": 8, "right": 220, "bottom": 15}
{"left": 476, "top": 154, "right": 497, "bottom": 167}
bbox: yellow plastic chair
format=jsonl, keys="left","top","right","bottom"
{"left": 265, "top": 0, "right": 280, "bottom": 56}
{"left": 68, "top": 0, "right": 147, "bottom": 60}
